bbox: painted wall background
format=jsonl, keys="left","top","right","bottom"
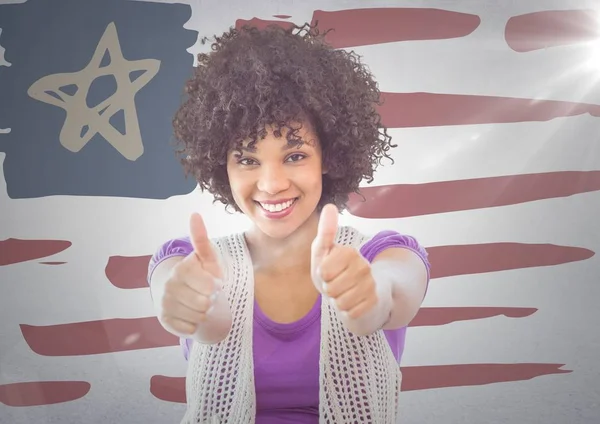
{"left": 1, "top": 0, "right": 599, "bottom": 423}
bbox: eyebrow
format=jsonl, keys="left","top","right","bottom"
{"left": 239, "top": 141, "right": 312, "bottom": 153}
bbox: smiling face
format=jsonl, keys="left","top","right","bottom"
{"left": 226, "top": 120, "right": 325, "bottom": 240}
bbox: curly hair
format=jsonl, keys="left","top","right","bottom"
{"left": 172, "top": 22, "right": 396, "bottom": 212}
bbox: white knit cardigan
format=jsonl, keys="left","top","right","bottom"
{"left": 180, "top": 226, "right": 402, "bottom": 424}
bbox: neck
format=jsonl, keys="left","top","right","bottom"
{"left": 245, "top": 211, "right": 320, "bottom": 273}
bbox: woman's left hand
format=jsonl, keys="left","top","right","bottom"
{"left": 311, "top": 204, "right": 391, "bottom": 321}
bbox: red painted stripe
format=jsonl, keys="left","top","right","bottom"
{"left": 377, "top": 92, "right": 600, "bottom": 128}
{"left": 105, "top": 255, "right": 151, "bottom": 289}
{"left": 150, "top": 363, "right": 570, "bottom": 403}
{"left": 347, "top": 171, "right": 600, "bottom": 218}
{"left": 410, "top": 307, "right": 537, "bottom": 327}
{"left": 20, "top": 317, "right": 177, "bottom": 356}
{"left": 505, "top": 10, "right": 599, "bottom": 52}
{"left": 311, "top": 8, "right": 480, "bottom": 48}
{"left": 0, "top": 381, "right": 90, "bottom": 406}
{"left": 235, "top": 17, "right": 295, "bottom": 31}
{"left": 77, "top": 310, "right": 531, "bottom": 362}
{"left": 112, "top": 241, "right": 595, "bottom": 294}
{"left": 235, "top": 9, "right": 480, "bottom": 49}
{"left": 0, "top": 239, "right": 71, "bottom": 266}
{"left": 150, "top": 375, "right": 186, "bottom": 404}
{"left": 427, "top": 243, "right": 593, "bottom": 279}
{"left": 19, "top": 306, "right": 538, "bottom": 357}
{"left": 401, "top": 363, "right": 571, "bottom": 391}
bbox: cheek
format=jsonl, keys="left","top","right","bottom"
{"left": 306, "top": 169, "right": 324, "bottom": 193}
{"left": 227, "top": 169, "right": 250, "bottom": 200}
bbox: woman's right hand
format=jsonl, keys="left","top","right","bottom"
{"left": 159, "top": 213, "right": 226, "bottom": 337}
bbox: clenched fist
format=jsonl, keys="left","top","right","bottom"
{"left": 159, "top": 212, "right": 225, "bottom": 338}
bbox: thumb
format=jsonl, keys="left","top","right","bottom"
{"left": 189, "top": 212, "right": 222, "bottom": 279}
{"left": 312, "top": 203, "right": 339, "bottom": 263}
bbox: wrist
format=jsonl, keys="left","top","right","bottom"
{"left": 192, "top": 279, "right": 232, "bottom": 344}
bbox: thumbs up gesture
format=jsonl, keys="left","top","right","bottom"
{"left": 159, "top": 213, "right": 227, "bottom": 338}
{"left": 311, "top": 204, "right": 382, "bottom": 323}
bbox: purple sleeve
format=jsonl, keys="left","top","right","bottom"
{"left": 146, "top": 237, "right": 195, "bottom": 361}
{"left": 146, "top": 236, "right": 194, "bottom": 285}
{"left": 359, "top": 230, "right": 431, "bottom": 292}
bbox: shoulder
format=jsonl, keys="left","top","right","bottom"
{"left": 146, "top": 236, "right": 194, "bottom": 283}
{"left": 150, "top": 236, "right": 193, "bottom": 259}
{"left": 148, "top": 236, "right": 193, "bottom": 267}
{"left": 342, "top": 226, "right": 430, "bottom": 267}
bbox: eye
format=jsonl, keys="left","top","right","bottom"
{"left": 286, "top": 153, "right": 306, "bottom": 163}
{"left": 237, "top": 157, "right": 258, "bottom": 166}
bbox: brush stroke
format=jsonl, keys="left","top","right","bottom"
{"left": 235, "top": 17, "right": 295, "bottom": 31}
{"left": 105, "top": 255, "right": 151, "bottom": 289}
{"left": 0, "top": 381, "right": 90, "bottom": 406}
{"left": 150, "top": 375, "right": 186, "bottom": 404}
{"left": 311, "top": 8, "right": 480, "bottom": 49}
{"left": 505, "top": 10, "right": 599, "bottom": 52}
{"left": 426, "top": 243, "right": 594, "bottom": 279}
{"left": 410, "top": 307, "right": 537, "bottom": 326}
{"left": 347, "top": 171, "right": 600, "bottom": 218}
{"left": 0, "top": 238, "right": 71, "bottom": 266}
{"left": 377, "top": 92, "right": 600, "bottom": 128}
{"left": 20, "top": 317, "right": 177, "bottom": 356}
{"left": 20, "top": 306, "right": 539, "bottom": 356}
{"left": 109, "top": 244, "right": 594, "bottom": 292}
{"left": 401, "top": 363, "right": 571, "bottom": 391}
{"left": 236, "top": 8, "right": 480, "bottom": 49}
{"left": 150, "top": 363, "right": 571, "bottom": 403}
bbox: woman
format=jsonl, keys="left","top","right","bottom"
{"left": 148, "top": 23, "right": 431, "bottom": 424}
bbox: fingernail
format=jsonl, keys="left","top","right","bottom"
{"left": 209, "top": 291, "right": 219, "bottom": 303}
{"left": 206, "top": 305, "right": 214, "bottom": 315}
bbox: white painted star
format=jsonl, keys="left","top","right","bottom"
{"left": 27, "top": 22, "right": 160, "bottom": 160}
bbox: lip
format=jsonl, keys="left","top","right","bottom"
{"left": 255, "top": 198, "right": 298, "bottom": 220}
{"left": 255, "top": 198, "right": 297, "bottom": 205}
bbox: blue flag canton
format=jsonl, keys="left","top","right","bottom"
{"left": 0, "top": 0, "right": 198, "bottom": 199}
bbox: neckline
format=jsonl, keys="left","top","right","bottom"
{"left": 235, "top": 232, "right": 322, "bottom": 334}
{"left": 253, "top": 295, "right": 322, "bottom": 334}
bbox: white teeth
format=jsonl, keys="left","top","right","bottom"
{"left": 260, "top": 199, "right": 295, "bottom": 212}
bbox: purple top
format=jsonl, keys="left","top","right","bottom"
{"left": 148, "top": 230, "right": 430, "bottom": 423}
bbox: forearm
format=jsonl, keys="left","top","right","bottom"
{"left": 150, "top": 256, "right": 232, "bottom": 344}
{"left": 338, "top": 248, "right": 428, "bottom": 336}
{"left": 376, "top": 248, "right": 428, "bottom": 330}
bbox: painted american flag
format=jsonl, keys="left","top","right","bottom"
{"left": 1, "top": 0, "right": 598, "bottom": 423}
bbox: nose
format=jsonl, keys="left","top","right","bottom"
{"left": 256, "top": 163, "right": 291, "bottom": 195}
